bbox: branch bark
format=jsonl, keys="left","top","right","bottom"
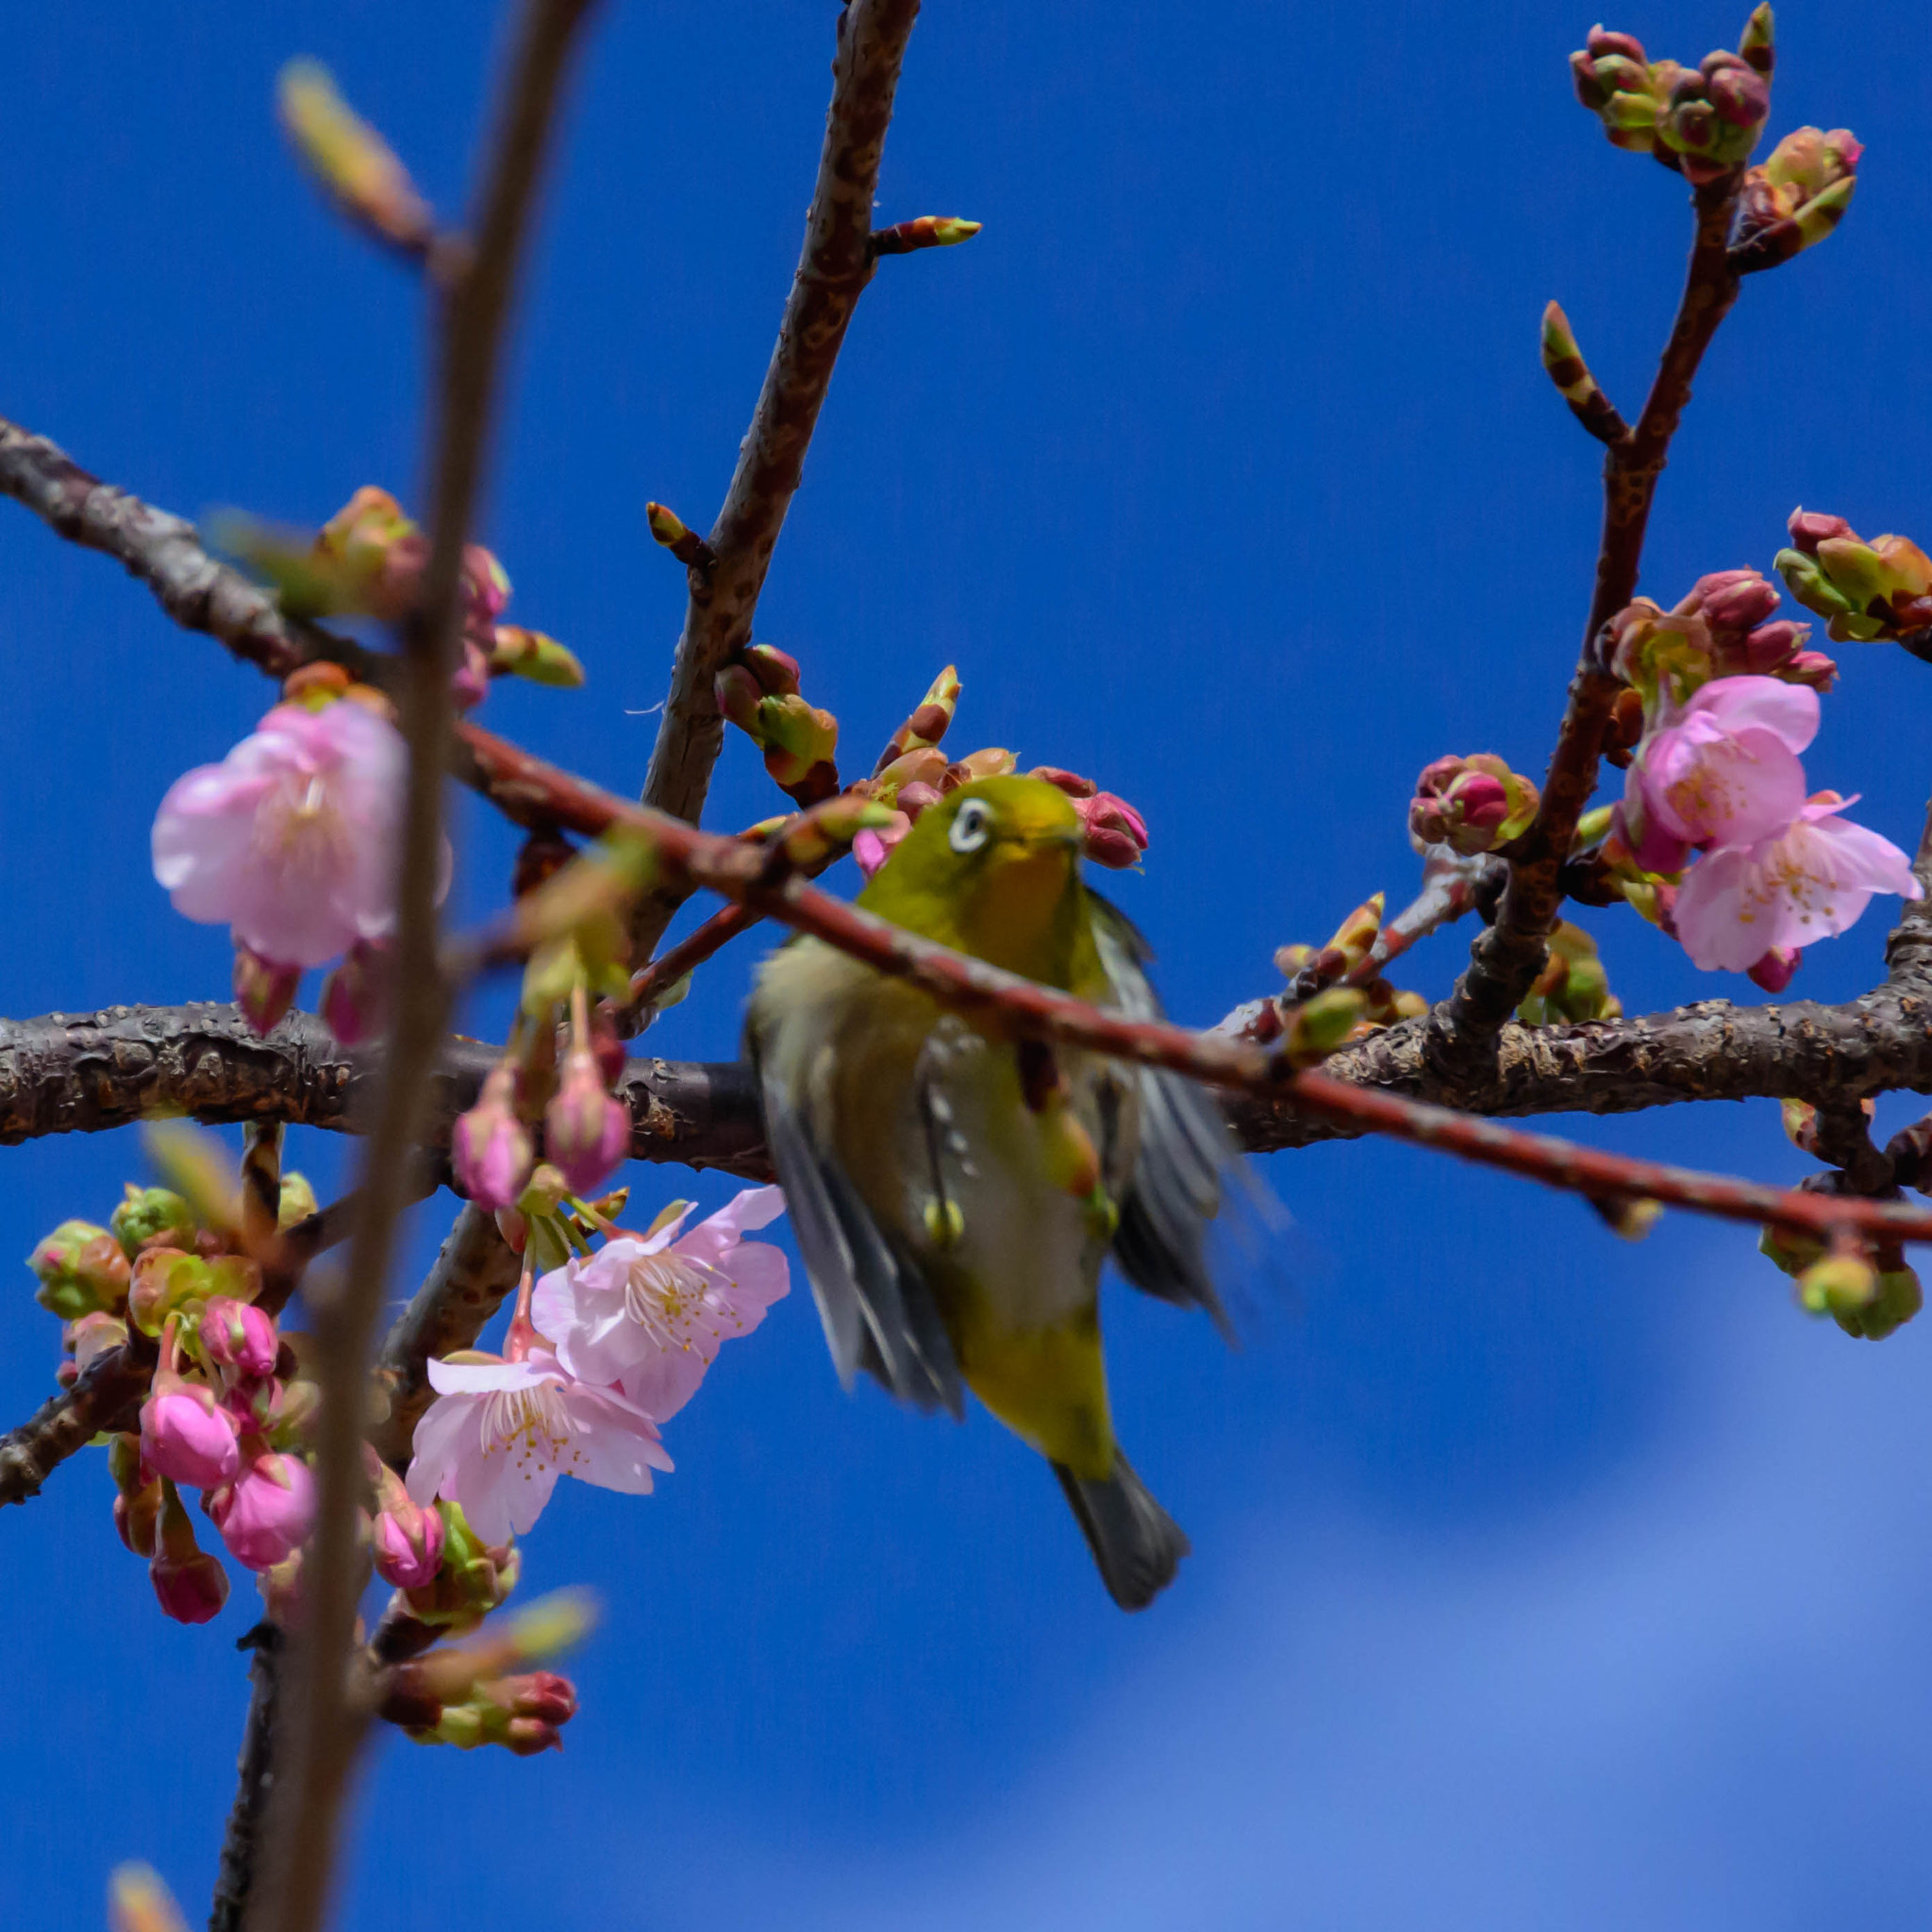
{"left": 1434, "top": 170, "right": 1746, "bottom": 1060}
{"left": 209, "top": 1626, "right": 282, "bottom": 1932}
{"left": 627, "top": 0, "right": 923, "bottom": 961}
{"left": 0, "top": 1336, "right": 154, "bottom": 1508}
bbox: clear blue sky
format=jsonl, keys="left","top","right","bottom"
{"left": 5, "top": 4, "right": 1932, "bottom": 1926}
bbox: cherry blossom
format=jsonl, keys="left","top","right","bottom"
{"left": 1622, "top": 675, "right": 1817, "bottom": 872}
{"left": 1674, "top": 792, "right": 1923, "bottom": 972}
{"left": 151, "top": 696, "right": 438, "bottom": 971}
{"left": 207, "top": 1451, "right": 316, "bottom": 1572}
{"left": 531, "top": 1186, "right": 789, "bottom": 1423}
{"left": 404, "top": 1350, "right": 672, "bottom": 1545}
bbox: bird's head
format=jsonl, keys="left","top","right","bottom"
{"left": 859, "top": 775, "right": 1088, "bottom": 976}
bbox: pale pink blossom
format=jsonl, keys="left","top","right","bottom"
{"left": 152, "top": 698, "right": 441, "bottom": 970}
{"left": 532, "top": 1187, "right": 789, "bottom": 1423}
{"left": 405, "top": 1350, "right": 672, "bottom": 1544}
{"left": 1623, "top": 675, "right": 1818, "bottom": 872}
{"left": 208, "top": 1452, "right": 316, "bottom": 1572}
{"left": 1674, "top": 793, "right": 1923, "bottom": 972}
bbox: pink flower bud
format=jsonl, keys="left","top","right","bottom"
{"left": 1787, "top": 508, "right": 1857, "bottom": 557}
{"left": 895, "top": 781, "right": 941, "bottom": 820}
{"left": 452, "top": 1066, "right": 535, "bottom": 1213}
{"left": 1029, "top": 765, "right": 1099, "bottom": 799}
{"left": 233, "top": 943, "right": 302, "bottom": 1036}
{"left": 319, "top": 939, "right": 391, "bottom": 1045}
{"left": 372, "top": 1491, "right": 446, "bottom": 1591}
{"left": 1694, "top": 571, "right": 1780, "bottom": 635}
{"left": 141, "top": 1374, "right": 242, "bottom": 1489}
{"left": 1748, "top": 946, "right": 1802, "bottom": 994}
{"left": 200, "top": 1297, "right": 279, "bottom": 1382}
{"left": 544, "top": 1048, "right": 631, "bottom": 1196}
{"left": 451, "top": 638, "right": 492, "bottom": 711}
{"left": 208, "top": 1451, "right": 316, "bottom": 1572}
{"left": 1786, "top": 650, "right": 1840, "bottom": 692}
{"left": 150, "top": 1481, "right": 229, "bottom": 1624}
{"left": 1737, "top": 619, "right": 1807, "bottom": 673}
{"left": 1075, "top": 791, "right": 1150, "bottom": 869}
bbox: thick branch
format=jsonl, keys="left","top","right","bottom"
{"left": 629, "top": 0, "right": 922, "bottom": 958}
{"left": 1435, "top": 171, "right": 1745, "bottom": 1057}
{"left": 0, "top": 1000, "right": 770, "bottom": 1173}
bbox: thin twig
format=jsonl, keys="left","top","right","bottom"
{"left": 0, "top": 1337, "right": 154, "bottom": 1507}
{"left": 252, "top": 8, "right": 599, "bottom": 1930}
{"left": 1435, "top": 170, "right": 1746, "bottom": 1056}
{"left": 628, "top": 0, "right": 923, "bottom": 960}
{"left": 209, "top": 1626, "right": 282, "bottom": 1932}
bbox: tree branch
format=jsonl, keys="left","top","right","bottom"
{"left": 0, "top": 417, "right": 380, "bottom": 686}
{"left": 255, "top": 8, "right": 600, "bottom": 1929}
{"left": 367, "top": 1204, "right": 524, "bottom": 1468}
{"left": 209, "top": 1626, "right": 282, "bottom": 1932}
{"left": 1434, "top": 171, "right": 1745, "bottom": 1059}
{"left": 627, "top": 0, "right": 923, "bottom": 960}
{"left": 0, "top": 1336, "right": 154, "bottom": 1508}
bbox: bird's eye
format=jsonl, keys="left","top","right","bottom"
{"left": 948, "top": 799, "right": 993, "bottom": 855}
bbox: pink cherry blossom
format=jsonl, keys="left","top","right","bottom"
{"left": 1674, "top": 793, "right": 1924, "bottom": 973}
{"left": 152, "top": 697, "right": 440, "bottom": 970}
{"left": 532, "top": 1186, "right": 789, "bottom": 1423}
{"left": 1623, "top": 675, "right": 1818, "bottom": 872}
{"left": 372, "top": 1492, "right": 446, "bottom": 1591}
{"left": 208, "top": 1451, "right": 316, "bottom": 1572}
{"left": 404, "top": 1349, "right": 672, "bottom": 1545}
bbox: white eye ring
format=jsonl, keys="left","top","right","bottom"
{"left": 949, "top": 799, "right": 993, "bottom": 855}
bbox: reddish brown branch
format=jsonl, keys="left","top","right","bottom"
{"left": 629, "top": 0, "right": 923, "bottom": 958}
{"left": 1436, "top": 172, "right": 1745, "bottom": 1058}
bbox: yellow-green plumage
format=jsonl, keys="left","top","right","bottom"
{"left": 746, "top": 775, "right": 1235, "bottom": 1609}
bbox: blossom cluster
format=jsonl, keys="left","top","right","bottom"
{"left": 407, "top": 1186, "right": 789, "bottom": 1544}
{"left": 1607, "top": 561, "right": 1920, "bottom": 983}
{"left": 33, "top": 1176, "right": 320, "bottom": 1625}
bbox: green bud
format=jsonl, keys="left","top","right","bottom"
{"left": 127, "top": 1249, "right": 213, "bottom": 1339}
{"left": 1280, "top": 989, "right": 1370, "bottom": 1068}
{"left": 1758, "top": 1221, "right": 1825, "bottom": 1279}
{"left": 491, "top": 625, "right": 585, "bottom": 689}
{"left": 110, "top": 1185, "right": 195, "bottom": 1260}
{"left": 278, "top": 1171, "right": 320, "bottom": 1231}
{"left": 1796, "top": 1249, "right": 1876, "bottom": 1318}
{"left": 1836, "top": 1265, "right": 1923, "bottom": 1341}
{"left": 28, "top": 1221, "right": 131, "bottom": 1320}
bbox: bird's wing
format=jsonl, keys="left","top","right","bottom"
{"left": 748, "top": 958, "right": 964, "bottom": 1418}
{"left": 1089, "top": 893, "right": 1241, "bottom": 1340}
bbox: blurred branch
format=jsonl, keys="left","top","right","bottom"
{"left": 628, "top": 0, "right": 923, "bottom": 958}
{"left": 256, "top": 5, "right": 602, "bottom": 1929}
{"left": 1436, "top": 171, "right": 1746, "bottom": 1058}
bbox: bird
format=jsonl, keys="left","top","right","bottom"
{"left": 745, "top": 774, "right": 1241, "bottom": 1609}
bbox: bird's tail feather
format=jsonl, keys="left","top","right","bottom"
{"left": 1052, "top": 1453, "right": 1189, "bottom": 1611}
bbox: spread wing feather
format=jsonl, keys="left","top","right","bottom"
{"left": 1091, "top": 894, "right": 1241, "bottom": 1340}
{"left": 754, "top": 1057, "right": 964, "bottom": 1418}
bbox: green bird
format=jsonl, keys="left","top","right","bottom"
{"left": 746, "top": 774, "right": 1240, "bottom": 1609}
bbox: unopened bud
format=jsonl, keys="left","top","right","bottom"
{"left": 277, "top": 59, "right": 434, "bottom": 253}
{"left": 1076, "top": 791, "right": 1149, "bottom": 869}
{"left": 872, "top": 215, "right": 984, "bottom": 255}
{"left": 453, "top": 1066, "right": 535, "bottom": 1215}
{"left": 200, "top": 1297, "right": 279, "bottom": 1382}
{"left": 1279, "top": 989, "right": 1370, "bottom": 1069}
{"left": 150, "top": 1480, "right": 230, "bottom": 1624}
{"left": 1797, "top": 1248, "right": 1878, "bottom": 1319}
{"left": 491, "top": 625, "right": 585, "bottom": 689}
{"left": 1749, "top": 946, "right": 1802, "bottom": 994}
{"left": 319, "top": 939, "right": 391, "bottom": 1045}
{"left": 233, "top": 944, "right": 301, "bottom": 1037}
{"left": 29, "top": 1220, "right": 130, "bottom": 1319}
{"left": 544, "top": 1048, "right": 630, "bottom": 1197}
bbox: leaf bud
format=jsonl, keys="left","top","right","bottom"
{"left": 277, "top": 60, "right": 435, "bottom": 254}
{"left": 112, "top": 1185, "right": 196, "bottom": 1260}
{"left": 1278, "top": 989, "right": 1371, "bottom": 1069}
{"left": 490, "top": 625, "right": 585, "bottom": 689}
{"left": 28, "top": 1220, "right": 130, "bottom": 1319}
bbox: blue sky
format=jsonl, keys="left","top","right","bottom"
{"left": 4, "top": 2, "right": 1932, "bottom": 1926}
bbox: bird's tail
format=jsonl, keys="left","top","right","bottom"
{"left": 1052, "top": 1452, "right": 1190, "bottom": 1611}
